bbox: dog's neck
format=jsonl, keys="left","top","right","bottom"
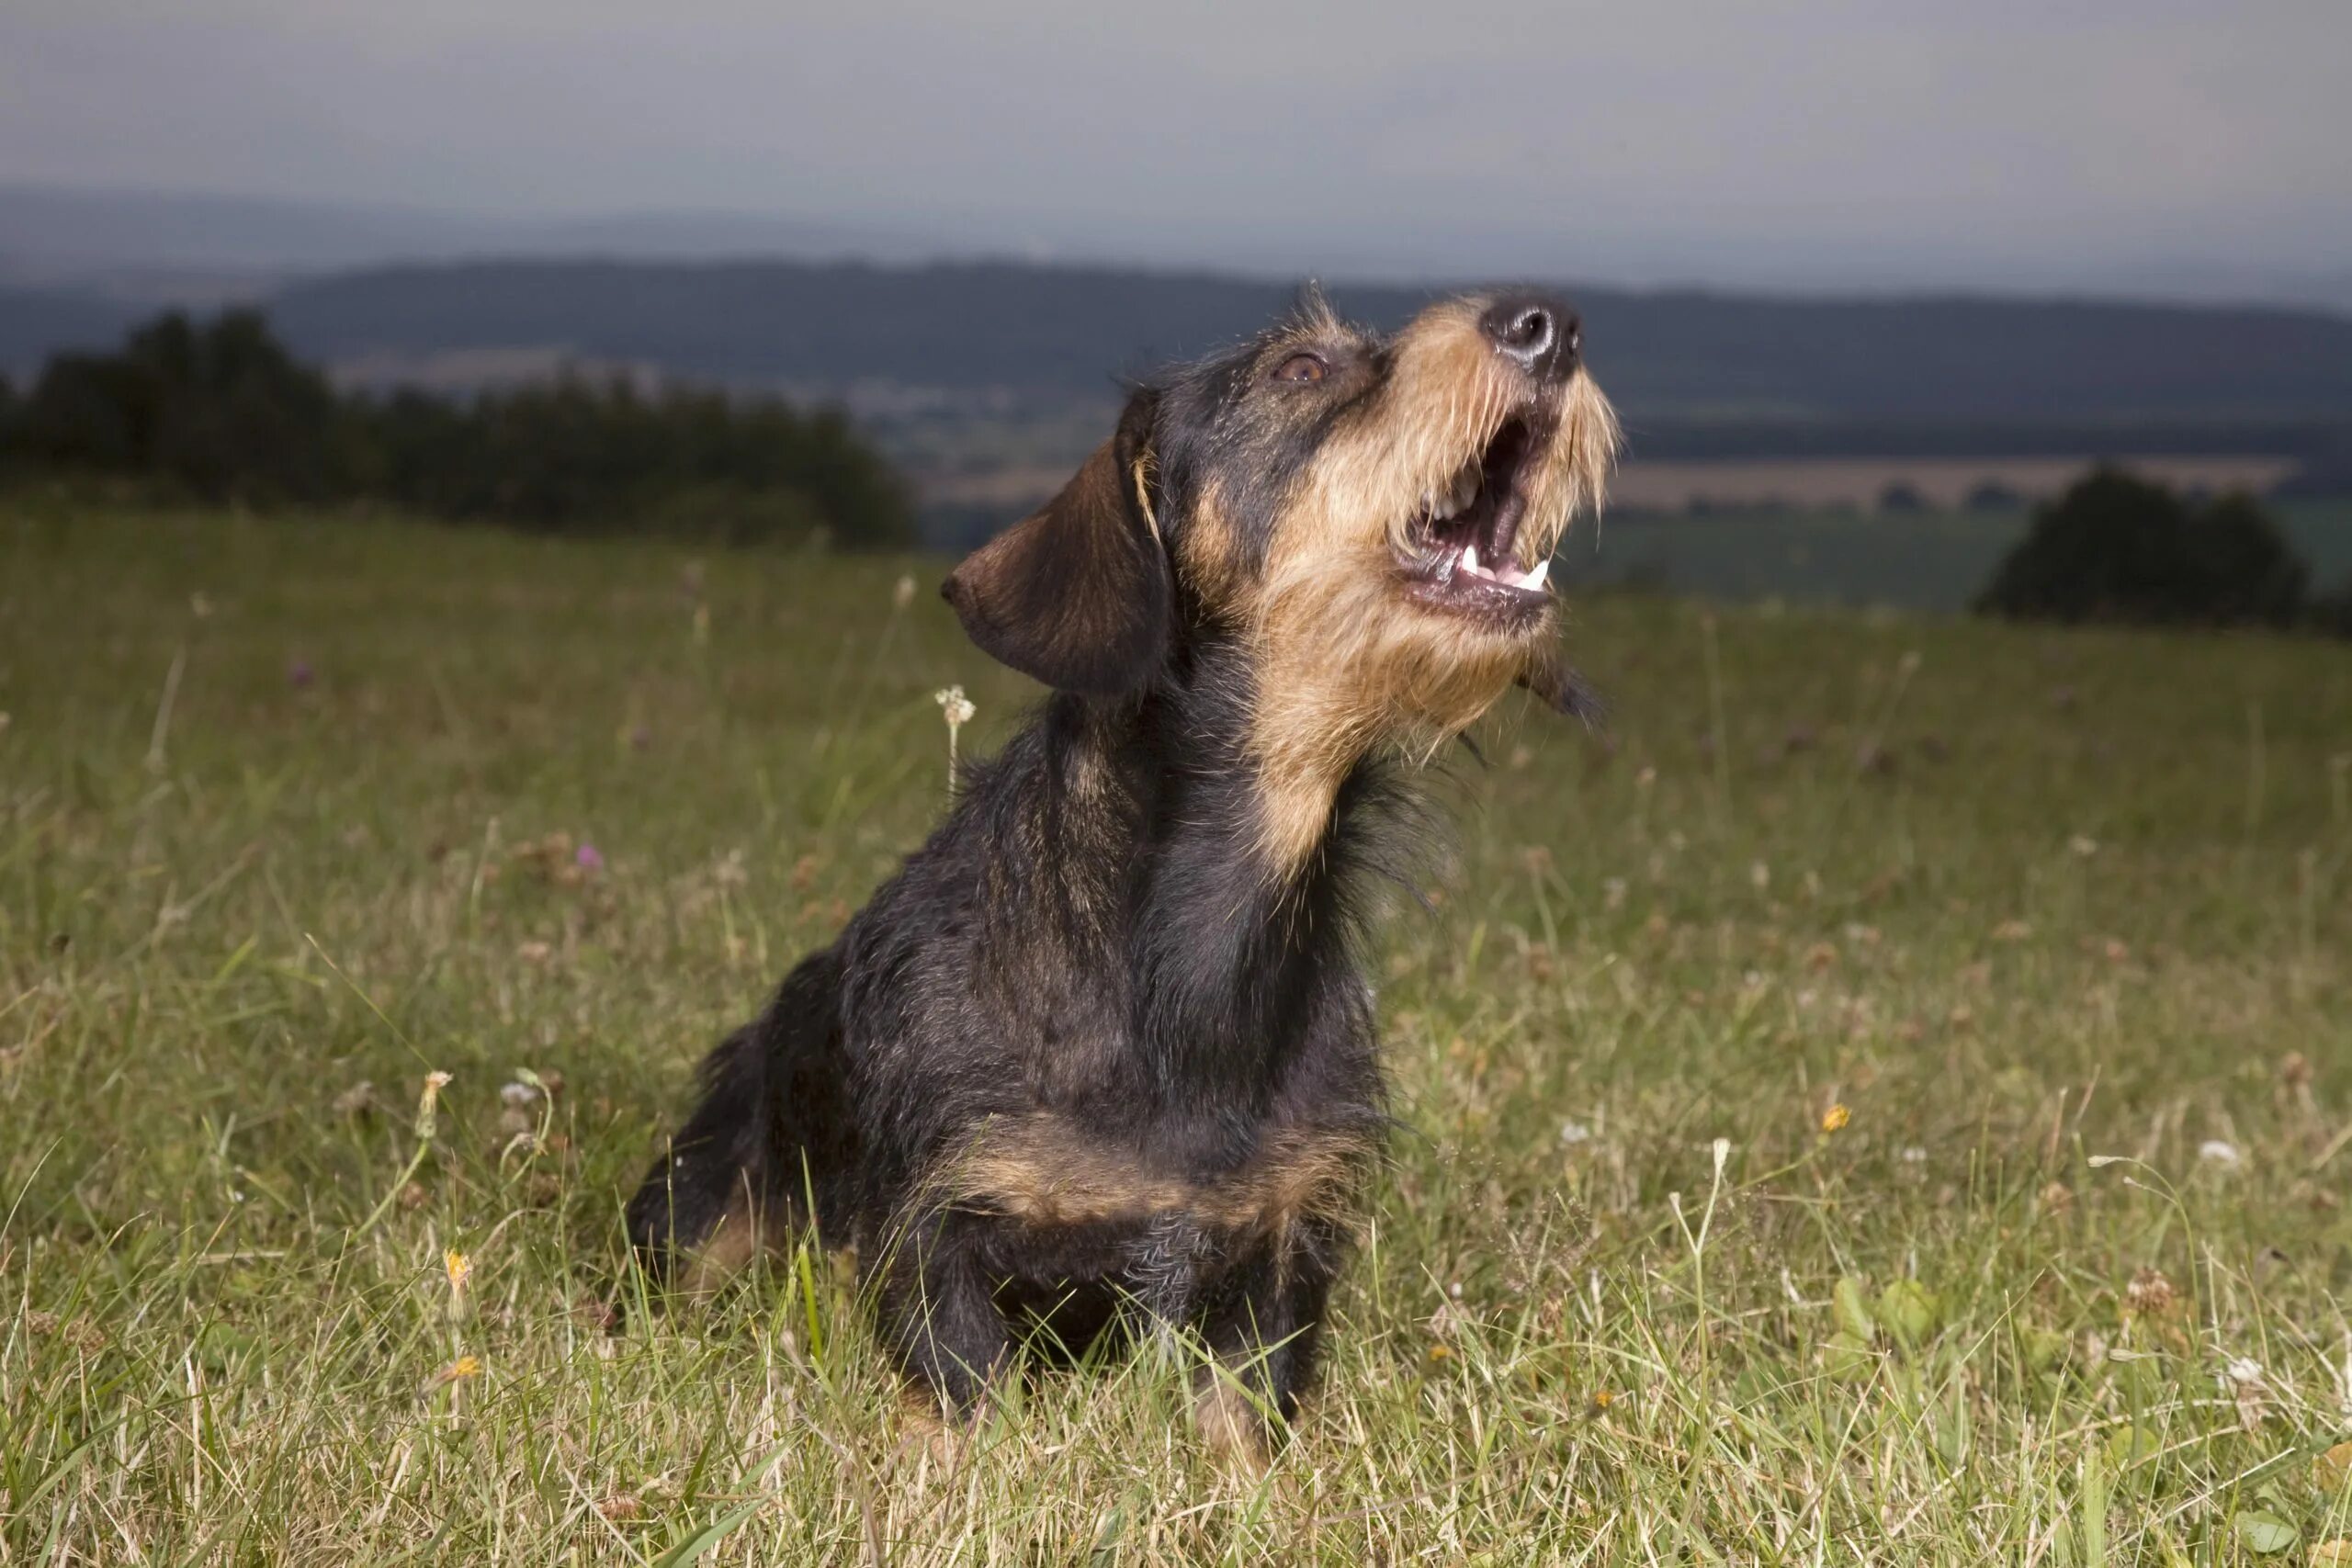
{"left": 1055, "top": 631, "right": 1402, "bottom": 1115}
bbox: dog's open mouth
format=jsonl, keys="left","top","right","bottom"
{"left": 1396, "top": 413, "right": 1554, "bottom": 621}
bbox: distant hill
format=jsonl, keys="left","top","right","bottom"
{"left": 0, "top": 184, "right": 943, "bottom": 304}
{"left": 7, "top": 254, "right": 2352, "bottom": 443}
{"left": 257, "top": 259, "right": 2352, "bottom": 422}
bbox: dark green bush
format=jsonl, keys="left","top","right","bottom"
{"left": 1973, "top": 467, "right": 2309, "bottom": 629}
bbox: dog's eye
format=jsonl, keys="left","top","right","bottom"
{"left": 1272, "top": 353, "right": 1328, "bottom": 385}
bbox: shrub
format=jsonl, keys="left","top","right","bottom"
{"left": 1973, "top": 467, "right": 2308, "bottom": 629}
{"left": 1877, "top": 480, "right": 1927, "bottom": 513}
{"left": 2309, "top": 578, "right": 2352, "bottom": 638}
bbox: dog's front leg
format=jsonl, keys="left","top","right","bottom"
{"left": 1192, "top": 1224, "right": 1340, "bottom": 1471}
{"left": 875, "top": 1207, "right": 1013, "bottom": 1416}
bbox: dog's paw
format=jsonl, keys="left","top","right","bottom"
{"left": 895, "top": 1393, "right": 978, "bottom": 1474}
{"left": 1193, "top": 1381, "right": 1272, "bottom": 1479}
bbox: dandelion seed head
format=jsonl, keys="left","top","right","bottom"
{"left": 2126, "top": 1268, "right": 2176, "bottom": 1316}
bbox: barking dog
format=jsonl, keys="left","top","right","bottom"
{"left": 626, "top": 288, "right": 1617, "bottom": 1465}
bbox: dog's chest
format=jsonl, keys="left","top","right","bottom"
{"left": 942, "top": 1111, "right": 1371, "bottom": 1245}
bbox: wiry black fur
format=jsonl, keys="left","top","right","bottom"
{"left": 627, "top": 650, "right": 1397, "bottom": 1416}
{"left": 624, "top": 947, "right": 858, "bottom": 1253}
{"left": 626, "top": 290, "right": 1595, "bottom": 1449}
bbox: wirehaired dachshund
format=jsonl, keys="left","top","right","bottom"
{"left": 627, "top": 287, "right": 1619, "bottom": 1466}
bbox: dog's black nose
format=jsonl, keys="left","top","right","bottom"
{"left": 1478, "top": 293, "right": 1577, "bottom": 380}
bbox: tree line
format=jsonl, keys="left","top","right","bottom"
{"left": 0, "top": 309, "right": 916, "bottom": 547}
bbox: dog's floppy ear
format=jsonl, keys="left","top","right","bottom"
{"left": 943, "top": 389, "right": 1169, "bottom": 695}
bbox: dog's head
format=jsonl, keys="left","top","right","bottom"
{"left": 945, "top": 288, "right": 1618, "bottom": 857}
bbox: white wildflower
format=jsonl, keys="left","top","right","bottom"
{"left": 934, "top": 685, "right": 976, "bottom": 787}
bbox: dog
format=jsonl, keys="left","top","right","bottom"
{"left": 625, "top": 287, "right": 1617, "bottom": 1466}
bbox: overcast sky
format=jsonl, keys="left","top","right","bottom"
{"left": 3, "top": 0, "right": 2347, "bottom": 297}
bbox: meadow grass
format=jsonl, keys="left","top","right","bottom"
{"left": 4, "top": 501, "right": 2351, "bottom": 1564}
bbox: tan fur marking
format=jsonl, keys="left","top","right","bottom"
{"left": 677, "top": 1190, "right": 788, "bottom": 1296}
{"left": 1238, "top": 301, "right": 1620, "bottom": 872}
{"left": 938, "top": 1114, "right": 1374, "bottom": 1237}
{"left": 1176, "top": 481, "right": 1248, "bottom": 613}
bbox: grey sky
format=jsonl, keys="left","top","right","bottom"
{"left": 4, "top": 0, "right": 2346, "bottom": 296}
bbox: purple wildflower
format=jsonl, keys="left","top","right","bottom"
{"left": 575, "top": 842, "right": 605, "bottom": 873}
{"left": 288, "top": 660, "right": 314, "bottom": 689}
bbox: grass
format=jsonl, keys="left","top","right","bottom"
{"left": 4, "top": 500, "right": 2352, "bottom": 1564}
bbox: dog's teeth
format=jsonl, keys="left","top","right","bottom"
{"left": 1521, "top": 559, "right": 1550, "bottom": 590}
{"left": 1462, "top": 542, "right": 1482, "bottom": 577}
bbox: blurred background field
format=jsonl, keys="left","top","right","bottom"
{"left": 5, "top": 503, "right": 2350, "bottom": 1562}
{"left": 1555, "top": 497, "right": 2352, "bottom": 613}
